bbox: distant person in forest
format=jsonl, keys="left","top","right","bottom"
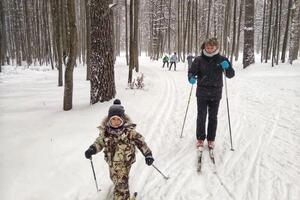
{"left": 188, "top": 38, "right": 235, "bottom": 149}
{"left": 169, "top": 52, "right": 178, "bottom": 71}
{"left": 162, "top": 55, "right": 169, "bottom": 68}
{"left": 186, "top": 53, "right": 195, "bottom": 70}
{"left": 84, "top": 99, "right": 154, "bottom": 200}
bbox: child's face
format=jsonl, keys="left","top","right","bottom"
{"left": 205, "top": 44, "right": 217, "bottom": 54}
{"left": 109, "top": 116, "right": 123, "bottom": 128}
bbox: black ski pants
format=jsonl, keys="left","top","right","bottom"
{"left": 196, "top": 98, "right": 220, "bottom": 141}
{"left": 169, "top": 62, "right": 176, "bottom": 71}
{"left": 162, "top": 61, "right": 169, "bottom": 68}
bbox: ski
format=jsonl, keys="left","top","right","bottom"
{"left": 208, "top": 148, "right": 215, "bottom": 164}
{"left": 208, "top": 147, "right": 217, "bottom": 174}
{"left": 197, "top": 147, "right": 217, "bottom": 173}
{"left": 197, "top": 147, "right": 204, "bottom": 173}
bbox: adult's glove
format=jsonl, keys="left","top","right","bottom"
{"left": 145, "top": 154, "right": 154, "bottom": 166}
{"left": 220, "top": 60, "right": 230, "bottom": 70}
{"left": 85, "top": 145, "right": 97, "bottom": 159}
{"left": 188, "top": 76, "right": 197, "bottom": 85}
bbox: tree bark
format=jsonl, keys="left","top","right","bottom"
{"left": 281, "top": 0, "right": 293, "bottom": 63}
{"left": 63, "top": 0, "right": 77, "bottom": 111}
{"left": 0, "top": 0, "right": 6, "bottom": 69}
{"left": 243, "top": 0, "right": 255, "bottom": 68}
{"left": 125, "top": 0, "right": 129, "bottom": 65}
{"left": 230, "top": 0, "right": 237, "bottom": 63}
{"left": 85, "top": 0, "right": 91, "bottom": 80}
{"left": 90, "top": 0, "right": 115, "bottom": 103}
{"left": 288, "top": 1, "right": 300, "bottom": 64}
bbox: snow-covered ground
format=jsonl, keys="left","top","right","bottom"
{"left": 0, "top": 56, "right": 300, "bottom": 200}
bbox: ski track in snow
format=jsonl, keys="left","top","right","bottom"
{"left": 0, "top": 57, "right": 300, "bottom": 200}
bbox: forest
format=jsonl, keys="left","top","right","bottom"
{"left": 0, "top": 0, "right": 299, "bottom": 110}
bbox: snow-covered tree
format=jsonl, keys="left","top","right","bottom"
{"left": 63, "top": 0, "right": 78, "bottom": 110}
{"left": 90, "top": 0, "right": 116, "bottom": 104}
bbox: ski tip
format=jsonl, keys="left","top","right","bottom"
{"left": 197, "top": 147, "right": 204, "bottom": 151}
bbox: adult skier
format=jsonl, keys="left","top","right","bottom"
{"left": 188, "top": 38, "right": 235, "bottom": 149}
{"left": 169, "top": 52, "right": 178, "bottom": 71}
{"left": 162, "top": 54, "right": 169, "bottom": 68}
{"left": 186, "top": 53, "right": 195, "bottom": 70}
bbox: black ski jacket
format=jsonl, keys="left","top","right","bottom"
{"left": 188, "top": 53, "right": 235, "bottom": 100}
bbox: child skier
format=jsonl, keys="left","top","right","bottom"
{"left": 84, "top": 99, "right": 154, "bottom": 200}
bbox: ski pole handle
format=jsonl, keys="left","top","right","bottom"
{"left": 152, "top": 164, "right": 170, "bottom": 180}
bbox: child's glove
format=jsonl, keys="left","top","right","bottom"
{"left": 145, "top": 154, "right": 154, "bottom": 166}
{"left": 188, "top": 76, "right": 197, "bottom": 85}
{"left": 85, "top": 145, "right": 97, "bottom": 159}
{"left": 220, "top": 60, "right": 230, "bottom": 70}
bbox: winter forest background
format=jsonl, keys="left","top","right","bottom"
{"left": 1, "top": 0, "right": 299, "bottom": 108}
{"left": 1, "top": 0, "right": 300, "bottom": 200}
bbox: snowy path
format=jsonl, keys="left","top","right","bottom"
{"left": 0, "top": 57, "right": 300, "bottom": 200}
{"left": 115, "top": 59, "right": 300, "bottom": 200}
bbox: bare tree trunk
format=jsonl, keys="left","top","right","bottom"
{"left": 288, "top": 1, "right": 300, "bottom": 64}
{"left": 230, "top": 0, "right": 237, "bottom": 63}
{"left": 243, "top": 0, "right": 255, "bottom": 68}
{"left": 261, "top": 0, "right": 266, "bottom": 63}
{"left": 206, "top": 0, "right": 212, "bottom": 38}
{"left": 125, "top": 0, "right": 129, "bottom": 65}
{"left": 63, "top": 0, "right": 77, "bottom": 111}
{"left": 276, "top": 0, "right": 283, "bottom": 65}
{"left": 182, "top": 1, "right": 189, "bottom": 62}
{"left": 90, "top": 0, "right": 115, "bottom": 103}
{"left": 156, "top": 0, "right": 163, "bottom": 60}
{"left": 181, "top": 0, "right": 185, "bottom": 61}
{"left": 168, "top": 0, "right": 171, "bottom": 55}
{"left": 23, "top": 0, "right": 32, "bottom": 65}
{"left": 128, "top": 0, "right": 134, "bottom": 83}
{"left": 235, "top": 0, "right": 244, "bottom": 61}
{"left": 177, "top": 0, "right": 181, "bottom": 61}
{"left": 85, "top": 0, "right": 91, "bottom": 80}
{"left": 190, "top": 0, "right": 195, "bottom": 54}
{"left": 51, "top": 0, "right": 63, "bottom": 86}
{"left": 272, "top": 0, "right": 279, "bottom": 67}
{"left": 187, "top": 1, "right": 191, "bottom": 54}
{"left": 133, "top": 0, "right": 139, "bottom": 72}
{"left": 281, "top": 0, "right": 293, "bottom": 63}
{"left": 265, "top": 0, "right": 273, "bottom": 62}
{"left": 113, "top": 0, "right": 120, "bottom": 58}
{"left": 0, "top": 0, "right": 6, "bottom": 70}
{"left": 195, "top": 0, "right": 198, "bottom": 55}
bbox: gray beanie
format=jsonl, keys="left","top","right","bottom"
{"left": 108, "top": 99, "right": 125, "bottom": 118}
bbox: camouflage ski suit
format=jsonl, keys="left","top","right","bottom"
{"left": 92, "top": 115, "right": 152, "bottom": 200}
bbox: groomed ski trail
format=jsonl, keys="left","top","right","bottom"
{"left": 127, "top": 59, "right": 300, "bottom": 200}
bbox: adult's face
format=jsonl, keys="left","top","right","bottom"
{"left": 205, "top": 45, "right": 217, "bottom": 54}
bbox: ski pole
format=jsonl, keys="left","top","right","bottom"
{"left": 223, "top": 70, "right": 234, "bottom": 151}
{"left": 152, "top": 164, "right": 170, "bottom": 180}
{"left": 180, "top": 84, "right": 194, "bottom": 138}
{"left": 89, "top": 158, "right": 101, "bottom": 192}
